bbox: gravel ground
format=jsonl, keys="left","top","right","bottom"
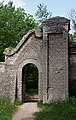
{"left": 12, "top": 102, "right": 39, "bottom": 120}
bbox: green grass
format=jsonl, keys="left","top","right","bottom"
{"left": 34, "top": 98, "right": 76, "bottom": 120}
{"left": 26, "top": 89, "right": 38, "bottom": 96}
{"left": 0, "top": 98, "right": 21, "bottom": 120}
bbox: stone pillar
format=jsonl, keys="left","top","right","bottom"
{"left": 43, "top": 17, "right": 70, "bottom": 102}
{"left": 17, "top": 70, "right": 22, "bottom": 101}
{"left": 42, "top": 25, "right": 49, "bottom": 103}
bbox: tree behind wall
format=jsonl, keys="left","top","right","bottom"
{"left": 0, "top": 1, "right": 37, "bottom": 61}
{"left": 35, "top": 3, "right": 52, "bottom": 25}
{"left": 68, "top": 9, "right": 76, "bottom": 41}
{"left": 26, "top": 64, "right": 38, "bottom": 95}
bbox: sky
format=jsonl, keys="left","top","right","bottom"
{"left": 0, "top": 0, "right": 76, "bottom": 18}
{"left": 0, "top": 0, "right": 76, "bottom": 32}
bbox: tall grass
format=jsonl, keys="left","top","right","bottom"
{"left": 34, "top": 98, "right": 76, "bottom": 120}
{"left": 0, "top": 98, "right": 20, "bottom": 120}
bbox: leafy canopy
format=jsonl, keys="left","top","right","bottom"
{"left": 0, "top": 1, "right": 37, "bottom": 61}
{"left": 35, "top": 3, "right": 52, "bottom": 24}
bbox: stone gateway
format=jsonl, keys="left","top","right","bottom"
{"left": 0, "top": 16, "right": 73, "bottom": 103}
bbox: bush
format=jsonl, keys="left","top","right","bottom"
{"left": 0, "top": 97, "right": 18, "bottom": 120}
{"left": 34, "top": 98, "right": 76, "bottom": 120}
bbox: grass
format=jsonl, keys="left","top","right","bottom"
{"left": 34, "top": 98, "right": 76, "bottom": 120}
{"left": 0, "top": 98, "right": 21, "bottom": 120}
{"left": 26, "top": 89, "right": 38, "bottom": 96}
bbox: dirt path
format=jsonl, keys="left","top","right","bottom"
{"left": 12, "top": 102, "right": 39, "bottom": 120}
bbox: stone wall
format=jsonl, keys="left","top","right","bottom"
{"left": 43, "top": 17, "right": 70, "bottom": 102}
{"left": 2, "top": 29, "right": 44, "bottom": 101}
{"left": 0, "top": 62, "right": 5, "bottom": 96}
{"left": 0, "top": 16, "right": 71, "bottom": 103}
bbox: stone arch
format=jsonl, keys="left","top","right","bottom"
{"left": 22, "top": 63, "right": 38, "bottom": 102}
{"left": 17, "top": 59, "right": 42, "bottom": 102}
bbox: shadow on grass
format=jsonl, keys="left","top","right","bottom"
{"left": 34, "top": 98, "right": 76, "bottom": 120}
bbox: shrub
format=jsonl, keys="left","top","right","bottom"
{"left": 34, "top": 98, "right": 76, "bottom": 120}
{"left": 0, "top": 97, "right": 18, "bottom": 120}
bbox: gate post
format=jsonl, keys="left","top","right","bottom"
{"left": 43, "top": 17, "right": 70, "bottom": 102}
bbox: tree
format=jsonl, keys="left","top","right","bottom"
{"left": 68, "top": 9, "right": 76, "bottom": 31}
{"left": 25, "top": 64, "right": 38, "bottom": 95}
{"left": 68, "top": 9, "right": 76, "bottom": 41}
{"left": 0, "top": 1, "right": 37, "bottom": 61}
{"left": 69, "top": 33, "right": 74, "bottom": 41}
{"left": 35, "top": 3, "right": 52, "bottom": 24}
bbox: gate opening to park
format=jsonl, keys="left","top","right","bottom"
{"left": 22, "top": 63, "right": 38, "bottom": 102}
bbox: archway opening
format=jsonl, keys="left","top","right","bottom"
{"left": 22, "top": 63, "right": 38, "bottom": 102}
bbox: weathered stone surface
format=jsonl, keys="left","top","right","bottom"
{"left": 0, "top": 16, "right": 71, "bottom": 103}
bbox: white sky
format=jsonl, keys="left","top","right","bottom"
{"left": 0, "top": 0, "right": 26, "bottom": 8}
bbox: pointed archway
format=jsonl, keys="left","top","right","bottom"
{"left": 22, "top": 63, "right": 38, "bottom": 102}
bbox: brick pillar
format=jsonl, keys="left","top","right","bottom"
{"left": 43, "top": 17, "right": 70, "bottom": 102}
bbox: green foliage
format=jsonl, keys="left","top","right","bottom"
{"left": 14, "top": 98, "right": 22, "bottom": 105}
{"left": 69, "top": 33, "right": 74, "bottom": 41}
{"left": 0, "top": 1, "right": 37, "bottom": 61}
{"left": 34, "top": 98, "right": 76, "bottom": 120}
{"left": 69, "top": 33, "right": 76, "bottom": 41}
{"left": 0, "top": 97, "right": 18, "bottom": 120}
{"left": 22, "top": 63, "right": 38, "bottom": 99}
{"left": 26, "top": 89, "right": 38, "bottom": 96}
{"left": 35, "top": 3, "right": 52, "bottom": 24}
{"left": 25, "top": 64, "right": 38, "bottom": 93}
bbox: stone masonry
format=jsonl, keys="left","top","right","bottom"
{"left": 0, "top": 17, "right": 71, "bottom": 103}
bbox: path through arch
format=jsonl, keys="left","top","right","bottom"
{"left": 22, "top": 63, "right": 38, "bottom": 102}
{"left": 12, "top": 102, "right": 39, "bottom": 120}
